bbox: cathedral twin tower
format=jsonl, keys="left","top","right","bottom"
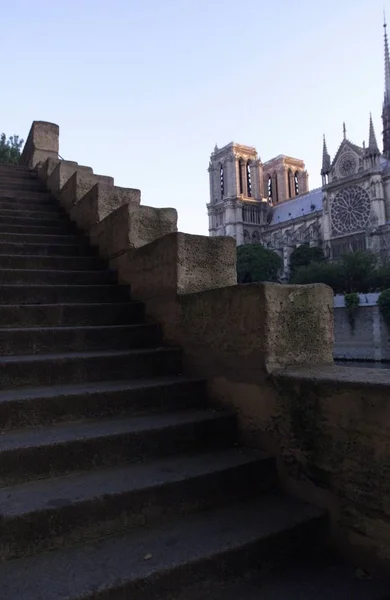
{"left": 207, "top": 19, "right": 390, "bottom": 275}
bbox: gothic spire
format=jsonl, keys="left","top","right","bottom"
{"left": 368, "top": 113, "right": 380, "bottom": 155}
{"left": 384, "top": 14, "right": 390, "bottom": 106}
{"left": 321, "top": 134, "right": 331, "bottom": 174}
{"left": 383, "top": 15, "right": 390, "bottom": 157}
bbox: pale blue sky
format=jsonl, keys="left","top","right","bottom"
{"left": 1, "top": 0, "right": 387, "bottom": 234}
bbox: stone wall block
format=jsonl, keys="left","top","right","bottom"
{"left": 20, "top": 121, "right": 59, "bottom": 168}
{"left": 58, "top": 172, "right": 114, "bottom": 212}
{"left": 89, "top": 203, "right": 177, "bottom": 259}
{"left": 110, "top": 233, "right": 237, "bottom": 301}
{"left": 70, "top": 183, "right": 141, "bottom": 232}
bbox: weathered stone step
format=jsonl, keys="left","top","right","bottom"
{"left": 0, "top": 268, "right": 116, "bottom": 285}
{"left": 0, "top": 222, "right": 75, "bottom": 236}
{"left": 0, "top": 199, "right": 61, "bottom": 212}
{"left": 0, "top": 323, "right": 161, "bottom": 355}
{"left": 0, "top": 410, "right": 236, "bottom": 485}
{"left": 175, "top": 560, "right": 390, "bottom": 599}
{"left": 0, "top": 377, "right": 207, "bottom": 429}
{"left": 0, "top": 178, "right": 46, "bottom": 192}
{"left": 0, "top": 167, "right": 36, "bottom": 180}
{"left": 0, "top": 231, "right": 87, "bottom": 245}
{"left": 0, "top": 213, "right": 73, "bottom": 229}
{"left": 0, "top": 189, "right": 51, "bottom": 201}
{"left": 0, "top": 347, "right": 182, "bottom": 390}
{"left": 0, "top": 448, "right": 274, "bottom": 561}
{"left": 0, "top": 207, "right": 65, "bottom": 220}
{"left": 0, "top": 284, "right": 129, "bottom": 305}
{"left": 0, "top": 495, "right": 323, "bottom": 600}
{"left": 0, "top": 301, "right": 142, "bottom": 327}
{"left": 0, "top": 242, "right": 95, "bottom": 257}
{"left": 0, "top": 254, "right": 104, "bottom": 271}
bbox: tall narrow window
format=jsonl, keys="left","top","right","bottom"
{"left": 294, "top": 171, "right": 299, "bottom": 196}
{"left": 273, "top": 172, "right": 279, "bottom": 203}
{"left": 246, "top": 161, "right": 252, "bottom": 197}
{"left": 239, "top": 159, "right": 244, "bottom": 194}
{"left": 220, "top": 164, "right": 224, "bottom": 199}
{"left": 288, "top": 169, "right": 292, "bottom": 198}
{"left": 267, "top": 175, "right": 273, "bottom": 201}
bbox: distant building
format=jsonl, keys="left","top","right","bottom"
{"left": 207, "top": 21, "right": 390, "bottom": 278}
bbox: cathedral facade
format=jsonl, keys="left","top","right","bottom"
{"left": 207, "top": 22, "right": 390, "bottom": 278}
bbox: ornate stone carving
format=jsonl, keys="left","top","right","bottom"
{"left": 330, "top": 185, "right": 370, "bottom": 235}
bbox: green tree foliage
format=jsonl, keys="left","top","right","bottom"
{"left": 378, "top": 289, "right": 390, "bottom": 330}
{"left": 0, "top": 134, "right": 24, "bottom": 166}
{"left": 290, "top": 261, "right": 343, "bottom": 291}
{"left": 291, "top": 250, "right": 378, "bottom": 293}
{"left": 237, "top": 244, "right": 282, "bottom": 283}
{"left": 289, "top": 244, "right": 325, "bottom": 274}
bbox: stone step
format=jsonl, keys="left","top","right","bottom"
{"left": 0, "top": 167, "right": 36, "bottom": 180}
{"left": 0, "top": 207, "right": 65, "bottom": 220}
{"left": 0, "top": 377, "right": 207, "bottom": 429}
{"left": 0, "top": 254, "right": 104, "bottom": 271}
{"left": 0, "top": 495, "right": 324, "bottom": 600}
{"left": 0, "top": 284, "right": 129, "bottom": 305}
{"left": 0, "top": 178, "right": 46, "bottom": 191}
{"left": 0, "top": 347, "right": 182, "bottom": 390}
{"left": 175, "top": 560, "right": 390, "bottom": 600}
{"left": 0, "top": 323, "right": 162, "bottom": 355}
{"left": 0, "top": 242, "right": 95, "bottom": 257}
{"left": 0, "top": 409, "right": 236, "bottom": 485}
{"left": 0, "top": 301, "right": 143, "bottom": 327}
{"left": 0, "top": 231, "right": 87, "bottom": 245}
{"left": 0, "top": 222, "right": 75, "bottom": 236}
{"left": 0, "top": 213, "right": 73, "bottom": 229}
{"left": 0, "top": 199, "right": 61, "bottom": 212}
{"left": 0, "top": 448, "right": 274, "bottom": 561}
{"left": 0, "top": 268, "right": 117, "bottom": 285}
{"left": 0, "top": 189, "right": 52, "bottom": 201}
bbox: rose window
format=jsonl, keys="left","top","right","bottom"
{"left": 330, "top": 186, "right": 370, "bottom": 235}
{"left": 338, "top": 153, "right": 357, "bottom": 178}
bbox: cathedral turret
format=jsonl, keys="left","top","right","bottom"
{"left": 321, "top": 135, "right": 331, "bottom": 185}
{"left": 368, "top": 113, "right": 380, "bottom": 156}
{"left": 382, "top": 17, "right": 390, "bottom": 157}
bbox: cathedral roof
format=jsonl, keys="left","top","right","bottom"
{"left": 270, "top": 188, "right": 322, "bottom": 226}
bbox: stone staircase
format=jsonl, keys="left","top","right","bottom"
{"left": 0, "top": 165, "right": 388, "bottom": 599}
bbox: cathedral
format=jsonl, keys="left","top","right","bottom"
{"left": 207, "top": 21, "right": 390, "bottom": 278}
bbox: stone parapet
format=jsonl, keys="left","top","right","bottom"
{"left": 46, "top": 160, "right": 93, "bottom": 196}
{"left": 20, "top": 121, "right": 59, "bottom": 168}
{"left": 58, "top": 171, "right": 114, "bottom": 212}
{"left": 110, "top": 232, "right": 237, "bottom": 299}
{"left": 272, "top": 364, "right": 390, "bottom": 577}
{"left": 70, "top": 183, "right": 141, "bottom": 231}
{"left": 90, "top": 203, "right": 177, "bottom": 259}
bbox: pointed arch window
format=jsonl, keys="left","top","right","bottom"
{"left": 294, "top": 171, "right": 299, "bottom": 196}
{"left": 288, "top": 169, "right": 293, "bottom": 199}
{"left": 239, "top": 159, "right": 244, "bottom": 195}
{"left": 267, "top": 175, "right": 273, "bottom": 202}
{"left": 273, "top": 172, "right": 279, "bottom": 203}
{"left": 220, "top": 163, "right": 224, "bottom": 199}
{"left": 246, "top": 161, "right": 252, "bottom": 197}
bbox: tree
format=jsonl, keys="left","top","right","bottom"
{"left": 237, "top": 244, "right": 282, "bottom": 283}
{"left": 291, "top": 250, "right": 379, "bottom": 293}
{"left": 290, "top": 261, "right": 344, "bottom": 291}
{"left": 339, "top": 251, "right": 378, "bottom": 293}
{"left": 0, "top": 134, "right": 24, "bottom": 166}
{"left": 289, "top": 244, "right": 325, "bottom": 274}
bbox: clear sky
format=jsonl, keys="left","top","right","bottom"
{"left": 1, "top": 0, "right": 388, "bottom": 235}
